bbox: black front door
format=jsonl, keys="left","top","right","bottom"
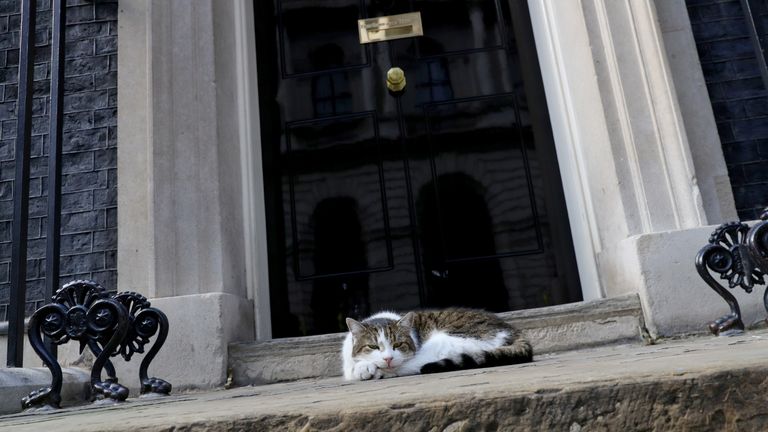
{"left": 256, "top": 0, "right": 582, "bottom": 337}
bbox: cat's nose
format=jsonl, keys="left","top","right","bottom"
{"left": 383, "top": 356, "right": 393, "bottom": 367}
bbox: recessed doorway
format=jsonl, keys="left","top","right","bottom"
{"left": 255, "top": 0, "right": 582, "bottom": 337}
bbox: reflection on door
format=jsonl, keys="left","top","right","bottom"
{"left": 417, "top": 172, "right": 508, "bottom": 311}
{"left": 256, "top": 0, "right": 582, "bottom": 337}
{"left": 310, "top": 197, "right": 371, "bottom": 334}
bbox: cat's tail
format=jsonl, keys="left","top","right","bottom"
{"left": 419, "top": 333, "right": 533, "bottom": 374}
{"left": 484, "top": 335, "right": 533, "bottom": 367}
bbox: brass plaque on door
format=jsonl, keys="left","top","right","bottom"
{"left": 358, "top": 12, "right": 423, "bottom": 44}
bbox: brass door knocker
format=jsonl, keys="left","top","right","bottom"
{"left": 386, "top": 67, "right": 406, "bottom": 92}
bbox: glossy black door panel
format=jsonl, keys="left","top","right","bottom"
{"left": 412, "top": 0, "right": 505, "bottom": 56}
{"left": 285, "top": 113, "right": 393, "bottom": 279}
{"left": 420, "top": 95, "right": 543, "bottom": 261}
{"left": 257, "top": 0, "right": 582, "bottom": 337}
{"left": 279, "top": 0, "right": 370, "bottom": 77}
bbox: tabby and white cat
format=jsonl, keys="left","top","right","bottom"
{"left": 341, "top": 308, "right": 532, "bottom": 381}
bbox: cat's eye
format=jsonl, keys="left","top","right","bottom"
{"left": 366, "top": 344, "right": 379, "bottom": 350}
{"left": 393, "top": 342, "right": 405, "bottom": 349}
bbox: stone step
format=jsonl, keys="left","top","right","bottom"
{"left": 229, "top": 294, "right": 646, "bottom": 385}
{"left": 0, "top": 367, "right": 90, "bottom": 415}
{"left": 3, "top": 330, "right": 768, "bottom": 431}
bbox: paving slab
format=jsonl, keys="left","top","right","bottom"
{"left": 3, "top": 331, "right": 768, "bottom": 431}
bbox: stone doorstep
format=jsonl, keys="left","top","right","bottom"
{"left": 3, "top": 330, "right": 768, "bottom": 431}
{"left": 0, "top": 295, "right": 645, "bottom": 417}
{"left": 0, "top": 367, "right": 90, "bottom": 415}
{"left": 229, "top": 294, "right": 647, "bottom": 385}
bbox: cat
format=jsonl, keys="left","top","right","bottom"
{"left": 341, "top": 308, "right": 532, "bottom": 381}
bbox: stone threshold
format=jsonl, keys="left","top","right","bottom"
{"left": 2, "top": 329, "right": 768, "bottom": 431}
{"left": 0, "top": 367, "right": 90, "bottom": 415}
{"left": 229, "top": 294, "right": 647, "bottom": 385}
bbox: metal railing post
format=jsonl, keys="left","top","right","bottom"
{"left": 45, "top": 0, "right": 67, "bottom": 360}
{"left": 7, "top": 0, "right": 37, "bottom": 368}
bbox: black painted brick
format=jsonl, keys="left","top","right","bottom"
{"left": 696, "top": 38, "right": 755, "bottom": 63}
{"left": 62, "top": 190, "right": 93, "bottom": 212}
{"left": 0, "top": 1, "right": 119, "bottom": 316}
{"left": 62, "top": 170, "right": 105, "bottom": 192}
{"left": 65, "top": 55, "right": 108, "bottom": 77}
{"left": 27, "top": 238, "right": 48, "bottom": 262}
{"left": 61, "top": 210, "right": 104, "bottom": 234}
{"left": 0, "top": 160, "right": 13, "bottom": 181}
{"left": 94, "top": 148, "right": 113, "bottom": 169}
{"left": 63, "top": 89, "right": 108, "bottom": 112}
{"left": 92, "top": 228, "right": 114, "bottom": 251}
{"left": 106, "top": 167, "right": 115, "bottom": 188}
{"left": 60, "top": 252, "right": 104, "bottom": 275}
{"left": 64, "top": 74, "right": 93, "bottom": 93}
{"left": 106, "top": 207, "right": 115, "bottom": 228}
{"left": 0, "top": 138, "right": 11, "bottom": 159}
{"left": 95, "top": 3, "right": 116, "bottom": 21}
{"left": 695, "top": 2, "right": 744, "bottom": 21}
{"left": 65, "top": 22, "right": 108, "bottom": 41}
{"left": 93, "top": 186, "right": 114, "bottom": 207}
{"left": 0, "top": 180, "right": 10, "bottom": 200}
{"left": 63, "top": 110, "right": 93, "bottom": 131}
{"left": 93, "top": 107, "right": 114, "bottom": 127}
{"left": 691, "top": 18, "right": 749, "bottom": 41}
{"left": 687, "top": 0, "right": 768, "bottom": 219}
{"left": 94, "top": 36, "right": 114, "bottom": 56}
{"left": 106, "top": 125, "right": 115, "bottom": 147}
{"left": 28, "top": 218, "right": 40, "bottom": 239}
{"left": 65, "top": 38, "right": 94, "bottom": 59}
{"left": 93, "top": 70, "right": 113, "bottom": 89}
{"left": 67, "top": 5, "right": 94, "bottom": 24}
{"left": 60, "top": 232, "right": 91, "bottom": 254}
{"left": 63, "top": 127, "right": 107, "bottom": 152}
{"left": 91, "top": 269, "right": 114, "bottom": 290}
{"left": 62, "top": 151, "right": 93, "bottom": 173}
{"left": 105, "top": 249, "right": 114, "bottom": 268}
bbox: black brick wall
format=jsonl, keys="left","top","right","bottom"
{"left": 0, "top": 0, "right": 117, "bottom": 321}
{"left": 687, "top": 0, "right": 768, "bottom": 220}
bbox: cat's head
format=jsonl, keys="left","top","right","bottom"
{"left": 346, "top": 313, "right": 418, "bottom": 372}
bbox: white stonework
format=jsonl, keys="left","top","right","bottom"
{"left": 0, "top": 333, "right": 87, "bottom": 374}
{"left": 110, "top": 293, "right": 255, "bottom": 393}
{"left": 528, "top": 0, "right": 744, "bottom": 331}
{"left": 117, "top": 0, "right": 259, "bottom": 389}
{"left": 627, "top": 226, "right": 768, "bottom": 337}
{"left": 0, "top": 367, "right": 89, "bottom": 415}
{"left": 654, "top": 0, "right": 738, "bottom": 224}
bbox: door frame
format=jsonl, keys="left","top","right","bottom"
{"left": 238, "top": 0, "right": 602, "bottom": 340}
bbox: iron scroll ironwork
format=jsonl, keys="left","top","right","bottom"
{"left": 696, "top": 210, "right": 768, "bottom": 335}
{"left": 22, "top": 281, "right": 171, "bottom": 410}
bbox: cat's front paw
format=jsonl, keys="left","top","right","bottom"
{"left": 352, "top": 361, "right": 381, "bottom": 380}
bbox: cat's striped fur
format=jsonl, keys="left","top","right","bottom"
{"left": 342, "top": 308, "right": 532, "bottom": 380}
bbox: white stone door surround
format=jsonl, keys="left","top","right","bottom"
{"left": 116, "top": 0, "right": 748, "bottom": 389}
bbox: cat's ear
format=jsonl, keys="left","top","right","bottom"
{"left": 345, "top": 318, "right": 365, "bottom": 335}
{"left": 398, "top": 312, "right": 416, "bottom": 328}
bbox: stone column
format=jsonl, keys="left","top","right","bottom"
{"left": 529, "top": 0, "right": 749, "bottom": 337}
{"left": 116, "top": 0, "right": 257, "bottom": 390}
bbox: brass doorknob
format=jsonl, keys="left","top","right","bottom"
{"left": 386, "top": 67, "right": 406, "bottom": 92}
